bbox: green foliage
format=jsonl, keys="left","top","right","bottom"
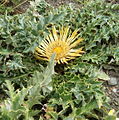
{"left": 28, "top": 54, "right": 55, "bottom": 95}
{"left": 0, "top": 5, "right": 67, "bottom": 82}
{"left": 71, "top": 0, "right": 119, "bottom": 66}
{"left": 0, "top": 80, "right": 30, "bottom": 120}
{"left": 0, "top": 56, "right": 55, "bottom": 120}
{"left": 68, "top": 61, "right": 110, "bottom": 81}
{"left": 30, "top": 0, "right": 50, "bottom": 14}
{"left": 51, "top": 74, "right": 106, "bottom": 119}
{"left": 0, "top": 0, "right": 24, "bottom": 14}
{"left": 0, "top": 0, "right": 119, "bottom": 119}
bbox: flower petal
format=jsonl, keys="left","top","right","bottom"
{"left": 52, "top": 26, "right": 58, "bottom": 41}
{"left": 70, "top": 38, "right": 84, "bottom": 48}
{"left": 67, "top": 29, "right": 79, "bottom": 42}
{"left": 62, "top": 26, "right": 69, "bottom": 42}
{"left": 74, "top": 48, "right": 85, "bottom": 54}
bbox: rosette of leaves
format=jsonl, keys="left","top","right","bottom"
{"left": 0, "top": 4, "right": 67, "bottom": 82}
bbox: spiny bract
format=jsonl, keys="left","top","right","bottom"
{"left": 35, "top": 26, "right": 85, "bottom": 64}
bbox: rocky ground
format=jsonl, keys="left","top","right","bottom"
{"left": 104, "top": 65, "right": 119, "bottom": 116}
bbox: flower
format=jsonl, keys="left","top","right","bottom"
{"left": 108, "top": 109, "right": 115, "bottom": 116}
{"left": 35, "top": 26, "right": 85, "bottom": 64}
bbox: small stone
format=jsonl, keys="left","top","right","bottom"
{"left": 117, "top": 89, "right": 119, "bottom": 93}
{"left": 108, "top": 76, "right": 118, "bottom": 86}
{"left": 112, "top": 88, "right": 117, "bottom": 93}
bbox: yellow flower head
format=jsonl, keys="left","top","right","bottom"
{"left": 35, "top": 26, "right": 85, "bottom": 64}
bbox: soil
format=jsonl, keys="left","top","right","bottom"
{"left": 104, "top": 82, "right": 119, "bottom": 113}
{"left": 45, "top": 0, "right": 80, "bottom": 8}
{"left": 104, "top": 66, "right": 119, "bottom": 117}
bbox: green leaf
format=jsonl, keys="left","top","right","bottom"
{"left": 96, "top": 70, "right": 110, "bottom": 81}
{"left": 104, "top": 115, "right": 116, "bottom": 120}
{"left": 29, "top": 54, "right": 55, "bottom": 95}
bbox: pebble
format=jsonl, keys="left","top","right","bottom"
{"left": 117, "top": 89, "right": 119, "bottom": 93}
{"left": 112, "top": 88, "right": 117, "bottom": 93}
{"left": 108, "top": 76, "right": 118, "bottom": 86}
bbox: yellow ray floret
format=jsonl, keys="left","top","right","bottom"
{"left": 35, "top": 26, "right": 85, "bottom": 64}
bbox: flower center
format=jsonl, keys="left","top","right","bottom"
{"left": 53, "top": 46, "right": 62, "bottom": 54}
